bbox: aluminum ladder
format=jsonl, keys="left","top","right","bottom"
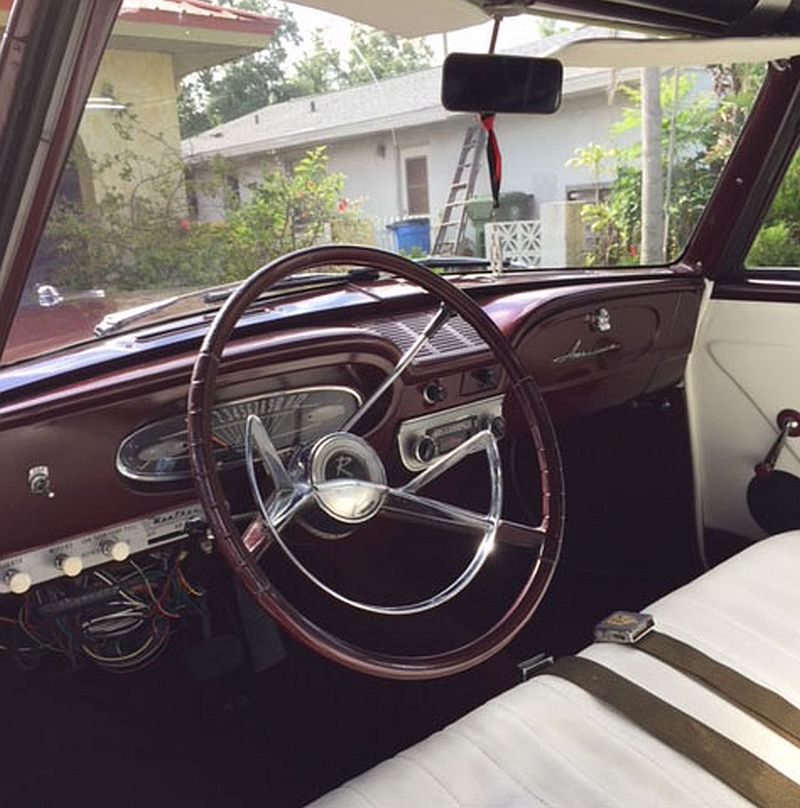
{"left": 431, "top": 122, "right": 485, "bottom": 255}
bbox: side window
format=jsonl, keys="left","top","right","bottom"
{"left": 404, "top": 154, "right": 430, "bottom": 216}
{"left": 747, "top": 151, "right": 800, "bottom": 269}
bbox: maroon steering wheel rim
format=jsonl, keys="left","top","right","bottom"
{"left": 187, "top": 245, "right": 564, "bottom": 680}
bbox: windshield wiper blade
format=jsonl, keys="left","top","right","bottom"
{"left": 202, "top": 267, "right": 380, "bottom": 304}
{"left": 93, "top": 268, "right": 381, "bottom": 337}
{"left": 417, "top": 256, "right": 526, "bottom": 271}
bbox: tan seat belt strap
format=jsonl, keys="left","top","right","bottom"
{"left": 637, "top": 630, "right": 800, "bottom": 744}
{"left": 547, "top": 656, "right": 800, "bottom": 808}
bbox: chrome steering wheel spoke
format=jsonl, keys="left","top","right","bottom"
{"left": 245, "top": 414, "right": 293, "bottom": 494}
{"left": 240, "top": 422, "right": 513, "bottom": 615}
{"left": 341, "top": 303, "right": 452, "bottom": 434}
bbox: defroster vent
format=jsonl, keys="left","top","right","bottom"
{"left": 358, "top": 311, "right": 487, "bottom": 361}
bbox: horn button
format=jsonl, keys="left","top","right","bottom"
{"left": 309, "top": 433, "right": 387, "bottom": 523}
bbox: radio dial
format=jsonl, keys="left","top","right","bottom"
{"left": 414, "top": 435, "right": 438, "bottom": 465}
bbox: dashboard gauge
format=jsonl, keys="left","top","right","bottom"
{"left": 117, "top": 386, "right": 361, "bottom": 482}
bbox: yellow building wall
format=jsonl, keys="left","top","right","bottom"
{"left": 77, "top": 49, "right": 183, "bottom": 206}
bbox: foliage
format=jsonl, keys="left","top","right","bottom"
{"left": 568, "top": 66, "right": 765, "bottom": 267}
{"left": 45, "top": 108, "right": 360, "bottom": 293}
{"left": 534, "top": 18, "right": 578, "bottom": 38}
{"left": 291, "top": 29, "right": 347, "bottom": 96}
{"left": 179, "top": 7, "right": 434, "bottom": 137}
{"left": 178, "top": 1, "right": 302, "bottom": 138}
{"left": 346, "top": 25, "right": 433, "bottom": 86}
{"left": 748, "top": 221, "right": 800, "bottom": 267}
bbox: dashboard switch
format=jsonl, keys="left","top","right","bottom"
{"left": 101, "top": 540, "right": 131, "bottom": 563}
{"left": 5, "top": 569, "right": 32, "bottom": 595}
{"left": 56, "top": 554, "right": 83, "bottom": 578}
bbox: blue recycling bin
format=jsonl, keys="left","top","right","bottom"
{"left": 388, "top": 217, "right": 430, "bottom": 255}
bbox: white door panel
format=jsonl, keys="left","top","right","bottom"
{"left": 687, "top": 298, "right": 800, "bottom": 540}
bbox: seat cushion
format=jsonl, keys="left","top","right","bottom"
{"left": 311, "top": 531, "right": 800, "bottom": 807}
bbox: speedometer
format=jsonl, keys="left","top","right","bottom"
{"left": 117, "top": 386, "right": 361, "bottom": 482}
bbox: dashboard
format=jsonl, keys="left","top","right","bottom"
{"left": 0, "top": 271, "right": 703, "bottom": 596}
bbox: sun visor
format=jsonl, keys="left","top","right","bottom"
{"left": 552, "top": 36, "right": 800, "bottom": 67}
{"left": 284, "top": 0, "right": 488, "bottom": 37}
{"left": 509, "top": 1, "right": 800, "bottom": 37}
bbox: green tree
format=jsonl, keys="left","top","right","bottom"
{"left": 535, "top": 18, "right": 577, "bottom": 38}
{"left": 346, "top": 25, "right": 433, "bottom": 85}
{"left": 291, "top": 29, "right": 346, "bottom": 95}
{"left": 568, "top": 67, "right": 760, "bottom": 266}
{"left": 178, "top": 1, "right": 301, "bottom": 138}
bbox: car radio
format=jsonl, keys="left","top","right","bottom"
{"left": 397, "top": 395, "right": 505, "bottom": 472}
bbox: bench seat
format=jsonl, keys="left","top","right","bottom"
{"left": 312, "top": 531, "right": 800, "bottom": 807}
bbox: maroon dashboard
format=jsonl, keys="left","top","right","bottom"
{"left": 0, "top": 270, "right": 702, "bottom": 593}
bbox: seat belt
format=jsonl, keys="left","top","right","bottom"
{"left": 594, "top": 611, "right": 800, "bottom": 745}
{"left": 637, "top": 630, "right": 800, "bottom": 746}
{"left": 547, "top": 656, "right": 800, "bottom": 808}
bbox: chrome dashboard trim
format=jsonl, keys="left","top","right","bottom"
{"left": 397, "top": 394, "right": 505, "bottom": 472}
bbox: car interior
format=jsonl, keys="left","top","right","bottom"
{"left": 2, "top": 1, "right": 800, "bottom": 805}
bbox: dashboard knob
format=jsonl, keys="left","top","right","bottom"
{"left": 414, "top": 435, "right": 438, "bottom": 465}
{"left": 422, "top": 381, "right": 448, "bottom": 405}
{"left": 488, "top": 415, "right": 506, "bottom": 440}
{"left": 56, "top": 554, "right": 83, "bottom": 578}
{"left": 4, "top": 569, "right": 32, "bottom": 595}
{"left": 102, "top": 539, "right": 130, "bottom": 562}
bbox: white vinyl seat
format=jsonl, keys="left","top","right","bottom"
{"left": 311, "top": 531, "right": 800, "bottom": 807}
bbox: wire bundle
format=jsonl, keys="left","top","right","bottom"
{"left": 0, "top": 549, "right": 205, "bottom": 673}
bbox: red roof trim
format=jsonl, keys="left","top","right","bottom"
{"left": 0, "top": 1, "right": 280, "bottom": 38}
{"left": 119, "top": 1, "right": 279, "bottom": 37}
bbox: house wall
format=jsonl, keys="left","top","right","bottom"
{"left": 190, "top": 87, "right": 629, "bottom": 245}
{"left": 78, "top": 50, "right": 183, "bottom": 206}
{"left": 478, "top": 91, "right": 629, "bottom": 209}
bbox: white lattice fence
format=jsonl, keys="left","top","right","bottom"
{"left": 484, "top": 220, "right": 542, "bottom": 268}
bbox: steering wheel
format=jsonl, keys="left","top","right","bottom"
{"left": 187, "top": 245, "right": 564, "bottom": 680}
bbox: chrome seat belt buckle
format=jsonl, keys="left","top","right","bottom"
{"left": 594, "top": 611, "right": 654, "bottom": 645}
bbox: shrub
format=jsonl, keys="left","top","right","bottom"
{"left": 748, "top": 222, "right": 800, "bottom": 268}
{"left": 45, "top": 141, "right": 364, "bottom": 293}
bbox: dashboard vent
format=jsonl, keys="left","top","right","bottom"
{"left": 359, "top": 311, "right": 487, "bottom": 361}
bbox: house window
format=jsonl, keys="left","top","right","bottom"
{"left": 405, "top": 155, "right": 429, "bottom": 216}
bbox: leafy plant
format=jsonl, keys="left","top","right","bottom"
{"left": 44, "top": 107, "right": 362, "bottom": 294}
{"left": 567, "top": 66, "right": 764, "bottom": 267}
{"left": 748, "top": 221, "right": 800, "bottom": 267}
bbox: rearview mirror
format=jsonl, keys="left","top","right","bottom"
{"left": 441, "top": 53, "right": 563, "bottom": 115}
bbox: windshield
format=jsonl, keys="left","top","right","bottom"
{"left": 1, "top": 3, "right": 763, "bottom": 364}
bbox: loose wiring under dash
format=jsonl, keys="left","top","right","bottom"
{"left": 0, "top": 548, "right": 206, "bottom": 673}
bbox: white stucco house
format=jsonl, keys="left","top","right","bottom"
{"left": 181, "top": 28, "right": 640, "bottom": 261}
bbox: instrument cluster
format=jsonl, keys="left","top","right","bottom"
{"left": 116, "top": 386, "right": 362, "bottom": 482}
